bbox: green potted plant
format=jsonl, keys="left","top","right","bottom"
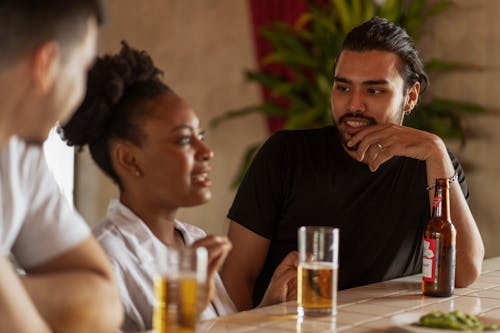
{"left": 211, "top": 0, "right": 485, "bottom": 187}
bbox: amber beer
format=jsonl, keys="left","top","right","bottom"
{"left": 178, "top": 273, "right": 204, "bottom": 328}
{"left": 422, "top": 178, "right": 456, "bottom": 297}
{"left": 298, "top": 262, "right": 338, "bottom": 311}
{"left": 153, "top": 275, "right": 178, "bottom": 333}
{"left": 297, "top": 226, "right": 339, "bottom": 316}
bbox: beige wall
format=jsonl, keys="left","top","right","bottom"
{"left": 76, "top": 0, "right": 500, "bottom": 257}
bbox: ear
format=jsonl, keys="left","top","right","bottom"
{"left": 31, "top": 41, "right": 60, "bottom": 93}
{"left": 404, "top": 81, "right": 421, "bottom": 115}
{"left": 113, "top": 142, "right": 143, "bottom": 178}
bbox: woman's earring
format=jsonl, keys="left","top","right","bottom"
{"left": 135, "top": 168, "right": 141, "bottom": 176}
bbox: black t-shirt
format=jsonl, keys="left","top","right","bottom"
{"left": 227, "top": 126, "right": 468, "bottom": 306}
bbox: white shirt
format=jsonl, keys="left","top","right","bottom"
{"left": 0, "top": 137, "right": 90, "bottom": 268}
{"left": 93, "top": 199, "right": 236, "bottom": 332}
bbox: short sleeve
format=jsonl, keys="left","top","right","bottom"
{"left": 11, "top": 142, "right": 90, "bottom": 268}
{"left": 227, "top": 131, "right": 288, "bottom": 239}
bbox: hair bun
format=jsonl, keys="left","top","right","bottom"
{"left": 60, "top": 40, "right": 163, "bottom": 148}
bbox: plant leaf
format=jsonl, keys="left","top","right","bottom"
{"left": 427, "top": 0, "right": 454, "bottom": 16}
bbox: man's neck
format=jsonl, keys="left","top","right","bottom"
{"left": 0, "top": 61, "right": 33, "bottom": 149}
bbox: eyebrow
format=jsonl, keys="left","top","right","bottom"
{"left": 170, "top": 124, "right": 203, "bottom": 133}
{"left": 334, "top": 76, "right": 389, "bottom": 85}
{"left": 171, "top": 124, "right": 195, "bottom": 133}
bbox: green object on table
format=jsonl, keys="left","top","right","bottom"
{"left": 415, "top": 310, "right": 500, "bottom": 331}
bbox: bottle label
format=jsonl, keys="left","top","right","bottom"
{"left": 423, "top": 238, "right": 437, "bottom": 282}
{"left": 433, "top": 196, "right": 442, "bottom": 209}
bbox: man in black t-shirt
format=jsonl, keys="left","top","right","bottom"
{"left": 221, "top": 17, "right": 485, "bottom": 310}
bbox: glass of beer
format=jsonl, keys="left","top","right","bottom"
{"left": 297, "top": 226, "right": 339, "bottom": 317}
{"left": 153, "top": 248, "right": 179, "bottom": 333}
{"left": 177, "top": 247, "right": 208, "bottom": 329}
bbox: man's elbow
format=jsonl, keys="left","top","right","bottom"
{"left": 455, "top": 250, "right": 484, "bottom": 288}
{"left": 455, "top": 266, "right": 481, "bottom": 288}
{"left": 63, "top": 275, "right": 123, "bottom": 333}
{"left": 88, "top": 276, "right": 123, "bottom": 333}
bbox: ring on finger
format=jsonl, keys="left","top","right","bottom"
{"left": 377, "top": 143, "right": 384, "bottom": 151}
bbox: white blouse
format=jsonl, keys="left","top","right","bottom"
{"left": 93, "top": 199, "right": 236, "bottom": 332}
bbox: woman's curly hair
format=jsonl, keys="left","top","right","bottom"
{"left": 59, "top": 41, "right": 172, "bottom": 186}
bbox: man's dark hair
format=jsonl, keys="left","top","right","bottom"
{"left": 337, "top": 16, "right": 429, "bottom": 95}
{"left": 0, "top": 0, "right": 106, "bottom": 68}
{"left": 59, "top": 41, "right": 173, "bottom": 188}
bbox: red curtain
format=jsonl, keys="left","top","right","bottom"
{"left": 247, "top": 0, "right": 309, "bottom": 133}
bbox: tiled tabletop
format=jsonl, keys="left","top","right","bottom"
{"left": 199, "top": 257, "right": 500, "bottom": 332}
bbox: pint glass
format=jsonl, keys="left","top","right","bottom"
{"left": 297, "top": 226, "right": 339, "bottom": 316}
{"left": 177, "top": 247, "right": 208, "bottom": 329}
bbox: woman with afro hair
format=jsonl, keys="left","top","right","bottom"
{"left": 59, "top": 42, "right": 298, "bottom": 332}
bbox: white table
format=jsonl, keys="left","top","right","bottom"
{"left": 199, "top": 257, "right": 500, "bottom": 332}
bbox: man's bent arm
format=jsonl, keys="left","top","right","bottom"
{"left": 347, "top": 124, "right": 485, "bottom": 287}
{"left": 425, "top": 138, "right": 484, "bottom": 287}
{"left": 0, "top": 254, "right": 52, "bottom": 333}
{"left": 221, "top": 221, "right": 270, "bottom": 311}
{"left": 23, "top": 236, "right": 123, "bottom": 333}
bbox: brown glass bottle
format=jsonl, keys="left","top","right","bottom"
{"left": 422, "top": 178, "right": 456, "bottom": 297}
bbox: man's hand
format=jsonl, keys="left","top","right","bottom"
{"left": 191, "top": 235, "right": 232, "bottom": 309}
{"left": 346, "top": 124, "right": 445, "bottom": 172}
{"left": 259, "top": 251, "right": 298, "bottom": 307}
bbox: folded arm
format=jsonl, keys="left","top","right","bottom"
{"left": 22, "top": 236, "right": 123, "bottom": 333}
{"left": 0, "top": 254, "right": 51, "bottom": 333}
{"left": 348, "top": 124, "right": 484, "bottom": 286}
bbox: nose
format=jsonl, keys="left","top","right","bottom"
{"left": 195, "top": 139, "right": 214, "bottom": 161}
{"left": 347, "top": 90, "right": 366, "bottom": 113}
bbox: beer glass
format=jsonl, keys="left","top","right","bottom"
{"left": 153, "top": 247, "right": 208, "bottom": 332}
{"left": 297, "top": 226, "right": 339, "bottom": 316}
{"left": 153, "top": 248, "right": 179, "bottom": 333}
{"left": 177, "top": 247, "right": 208, "bottom": 329}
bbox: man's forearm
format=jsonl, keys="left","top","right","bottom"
{"left": 425, "top": 142, "right": 484, "bottom": 287}
{"left": 21, "top": 237, "right": 123, "bottom": 333}
{"left": 0, "top": 255, "right": 51, "bottom": 333}
{"left": 23, "top": 271, "right": 122, "bottom": 333}
{"left": 449, "top": 182, "right": 484, "bottom": 287}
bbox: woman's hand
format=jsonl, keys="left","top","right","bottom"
{"left": 191, "top": 235, "right": 232, "bottom": 308}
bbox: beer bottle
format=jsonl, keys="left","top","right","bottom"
{"left": 422, "top": 178, "right": 456, "bottom": 297}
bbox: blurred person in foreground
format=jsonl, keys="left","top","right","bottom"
{"left": 221, "top": 16, "right": 485, "bottom": 310}
{"left": 59, "top": 42, "right": 298, "bottom": 332}
{"left": 0, "top": 1, "right": 123, "bottom": 332}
